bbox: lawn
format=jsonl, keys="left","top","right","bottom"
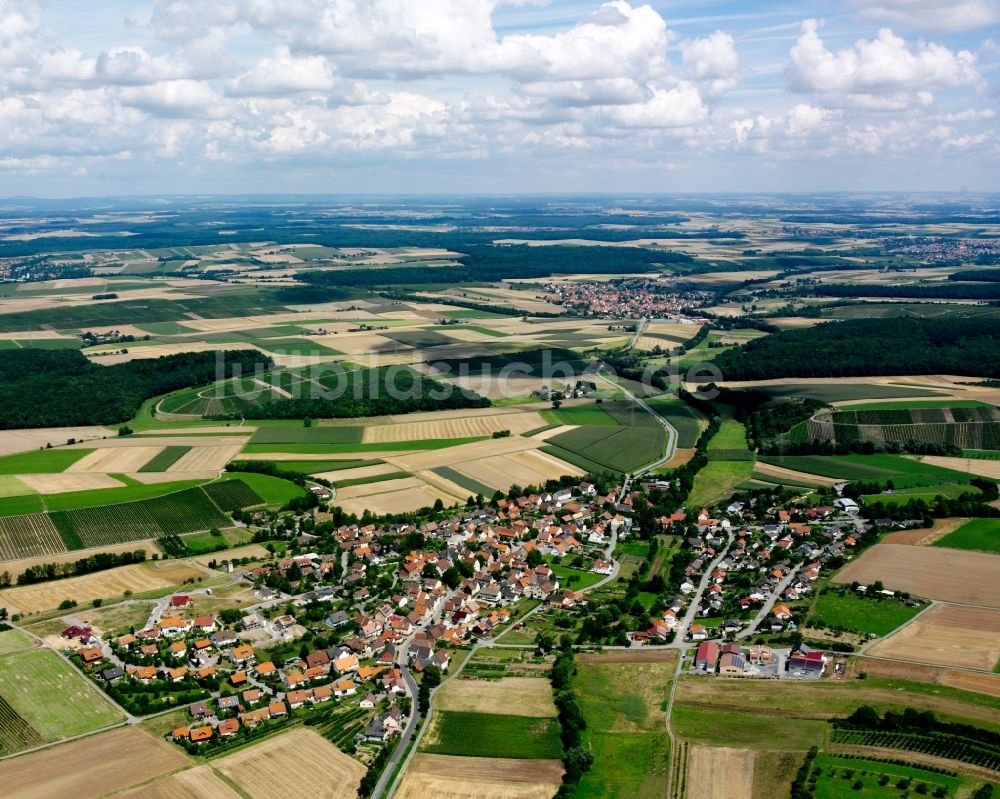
{"left": 687, "top": 460, "right": 754, "bottom": 507}
{"left": 0, "top": 629, "right": 34, "bottom": 656}
{"left": 932, "top": 517, "right": 1000, "bottom": 553}
{"left": 575, "top": 732, "right": 667, "bottom": 799}
{"left": 549, "top": 564, "right": 605, "bottom": 590}
{"left": 214, "top": 473, "right": 307, "bottom": 506}
{"left": 810, "top": 754, "right": 963, "bottom": 799}
{"left": 420, "top": 710, "right": 562, "bottom": 759}
{"left": 0, "top": 449, "right": 93, "bottom": 474}
{"left": 0, "top": 649, "right": 123, "bottom": 741}
{"left": 807, "top": 590, "right": 924, "bottom": 636}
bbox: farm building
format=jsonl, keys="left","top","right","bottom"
{"left": 694, "top": 641, "right": 720, "bottom": 671}
{"left": 719, "top": 652, "right": 746, "bottom": 676}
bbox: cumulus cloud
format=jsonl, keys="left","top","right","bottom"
{"left": 680, "top": 31, "right": 740, "bottom": 95}
{"left": 787, "top": 20, "right": 982, "bottom": 107}
{"left": 850, "top": 0, "right": 1000, "bottom": 33}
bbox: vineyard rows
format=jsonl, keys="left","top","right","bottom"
{"left": 0, "top": 694, "right": 43, "bottom": 756}
{"left": 807, "top": 418, "right": 1000, "bottom": 450}
{"left": 832, "top": 729, "right": 1000, "bottom": 772}
{"left": 202, "top": 480, "right": 265, "bottom": 513}
{"left": 0, "top": 514, "right": 66, "bottom": 561}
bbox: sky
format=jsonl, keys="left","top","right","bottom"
{"left": 0, "top": 0, "right": 998, "bottom": 196}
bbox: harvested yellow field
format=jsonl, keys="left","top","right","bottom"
{"left": 245, "top": 450, "right": 417, "bottom": 461}
{"left": 128, "top": 470, "right": 218, "bottom": 484}
{"left": 436, "top": 678, "right": 556, "bottom": 718}
{"left": 362, "top": 411, "right": 546, "bottom": 443}
{"left": 213, "top": 728, "right": 365, "bottom": 799}
{"left": 18, "top": 472, "right": 125, "bottom": 494}
{"left": 0, "top": 426, "right": 112, "bottom": 457}
{"left": 66, "top": 446, "right": 164, "bottom": 473}
{"left": 685, "top": 746, "right": 755, "bottom": 799}
{"left": 192, "top": 543, "right": 269, "bottom": 565}
{"left": 529, "top": 424, "right": 578, "bottom": 441}
{"left": 0, "top": 727, "right": 190, "bottom": 799}
{"left": 834, "top": 544, "right": 1000, "bottom": 607}
{"left": 919, "top": 456, "right": 1000, "bottom": 480}
{"left": 336, "top": 485, "right": 461, "bottom": 516}
{"left": 118, "top": 766, "right": 243, "bottom": 799}
{"left": 70, "top": 435, "right": 249, "bottom": 449}
{"left": 415, "top": 469, "right": 478, "bottom": 502}
{"left": 634, "top": 335, "right": 676, "bottom": 352}
{"left": 0, "top": 560, "right": 211, "bottom": 614}
{"left": 313, "top": 463, "right": 400, "bottom": 482}
{"left": 867, "top": 604, "right": 1000, "bottom": 671}
{"left": 385, "top": 407, "right": 540, "bottom": 424}
{"left": 168, "top": 444, "right": 243, "bottom": 472}
{"left": 386, "top": 436, "right": 541, "bottom": 473}
{"left": 445, "top": 373, "right": 551, "bottom": 401}
{"left": 336, "top": 476, "right": 428, "bottom": 500}
{"left": 754, "top": 461, "right": 840, "bottom": 486}
{"left": 396, "top": 754, "right": 563, "bottom": 799}
{"left": 452, "top": 449, "right": 583, "bottom": 492}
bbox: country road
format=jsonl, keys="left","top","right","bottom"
{"left": 594, "top": 365, "right": 678, "bottom": 474}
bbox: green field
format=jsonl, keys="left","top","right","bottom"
{"left": 541, "top": 403, "right": 618, "bottom": 426}
{"left": 573, "top": 655, "right": 674, "bottom": 799}
{"left": 137, "top": 446, "right": 191, "bottom": 472}
{"left": 549, "top": 564, "right": 605, "bottom": 590}
{"left": 672, "top": 706, "right": 827, "bottom": 750}
{"left": 751, "top": 383, "right": 944, "bottom": 403}
{"left": 0, "top": 475, "right": 33, "bottom": 499}
{"left": 810, "top": 754, "right": 964, "bottom": 799}
{"left": 932, "top": 517, "right": 1000, "bottom": 553}
{"left": 0, "top": 449, "right": 93, "bottom": 475}
{"left": 757, "top": 454, "right": 979, "bottom": 488}
{"left": 249, "top": 426, "right": 365, "bottom": 444}
{"left": 0, "top": 648, "right": 123, "bottom": 751}
{"left": 421, "top": 710, "right": 562, "bottom": 759}
{"left": 707, "top": 419, "right": 748, "bottom": 450}
{"left": 42, "top": 479, "right": 207, "bottom": 513}
{"left": 842, "top": 399, "right": 994, "bottom": 411}
{"left": 0, "top": 629, "right": 34, "bottom": 656}
{"left": 431, "top": 466, "right": 493, "bottom": 498}
{"left": 688, "top": 460, "right": 755, "bottom": 507}
{"left": 547, "top": 421, "right": 666, "bottom": 474}
{"left": 645, "top": 396, "right": 708, "bottom": 448}
{"left": 215, "top": 473, "right": 307, "bottom": 506}
{"left": 808, "top": 591, "right": 925, "bottom": 636}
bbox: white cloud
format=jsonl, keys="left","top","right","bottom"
{"left": 850, "top": 0, "right": 1000, "bottom": 33}
{"left": 680, "top": 31, "right": 740, "bottom": 95}
{"left": 120, "top": 79, "right": 233, "bottom": 118}
{"left": 787, "top": 20, "right": 982, "bottom": 107}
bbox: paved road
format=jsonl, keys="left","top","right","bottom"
{"left": 594, "top": 365, "right": 678, "bottom": 474}
{"left": 735, "top": 567, "right": 799, "bottom": 640}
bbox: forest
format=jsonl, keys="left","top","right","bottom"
{"left": 710, "top": 317, "right": 1000, "bottom": 380}
{"left": 0, "top": 349, "right": 271, "bottom": 428}
{"left": 809, "top": 282, "right": 1000, "bottom": 300}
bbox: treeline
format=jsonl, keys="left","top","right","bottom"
{"left": 0, "top": 349, "right": 271, "bottom": 428}
{"left": 710, "top": 318, "right": 1000, "bottom": 380}
{"left": 692, "top": 384, "right": 824, "bottom": 450}
{"left": 224, "top": 461, "right": 325, "bottom": 513}
{"left": 550, "top": 647, "right": 594, "bottom": 797}
{"left": 384, "top": 292, "right": 560, "bottom": 318}
{"left": 808, "top": 282, "right": 1000, "bottom": 300}
{"left": 301, "top": 244, "right": 681, "bottom": 288}
{"left": 1, "top": 549, "right": 147, "bottom": 587}
{"left": 772, "top": 438, "right": 962, "bottom": 458}
{"left": 948, "top": 269, "right": 1000, "bottom": 282}
{"left": 837, "top": 706, "right": 1000, "bottom": 750}
{"left": 849, "top": 478, "right": 1000, "bottom": 521}
{"left": 209, "top": 368, "right": 491, "bottom": 420}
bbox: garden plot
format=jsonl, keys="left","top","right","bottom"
{"left": 213, "top": 728, "right": 365, "bottom": 799}
{"left": 833, "top": 544, "right": 1000, "bottom": 607}
{"left": 866, "top": 604, "right": 1000, "bottom": 671}
{"left": 362, "top": 410, "right": 546, "bottom": 443}
{"left": 396, "top": 754, "right": 563, "bottom": 799}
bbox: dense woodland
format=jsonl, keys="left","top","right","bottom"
{"left": 212, "top": 366, "right": 490, "bottom": 420}
{"left": 0, "top": 349, "right": 270, "bottom": 428}
{"left": 809, "top": 282, "right": 1000, "bottom": 300}
{"left": 710, "top": 318, "right": 1000, "bottom": 380}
